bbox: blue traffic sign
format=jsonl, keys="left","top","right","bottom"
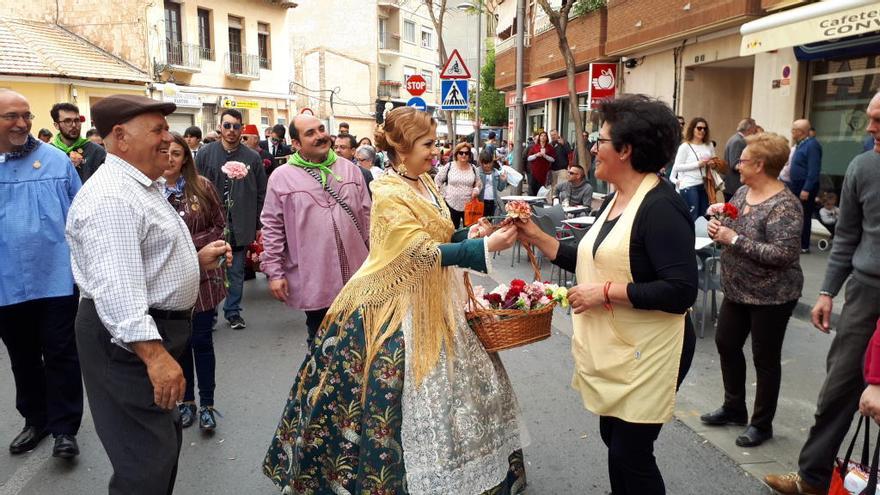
{"left": 440, "top": 79, "right": 468, "bottom": 110}
{"left": 406, "top": 96, "right": 427, "bottom": 111}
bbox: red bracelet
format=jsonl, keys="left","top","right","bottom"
{"left": 603, "top": 281, "right": 613, "bottom": 312}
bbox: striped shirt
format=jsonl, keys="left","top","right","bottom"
{"left": 66, "top": 154, "right": 200, "bottom": 350}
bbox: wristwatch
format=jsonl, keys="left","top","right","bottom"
{"left": 730, "top": 234, "right": 739, "bottom": 245}
{"left": 819, "top": 290, "right": 834, "bottom": 297}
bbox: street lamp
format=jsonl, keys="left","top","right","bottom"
{"left": 457, "top": 0, "right": 481, "bottom": 151}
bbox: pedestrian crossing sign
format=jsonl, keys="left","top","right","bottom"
{"left": 440, "top": 79, "right": 469, "bottom": 110}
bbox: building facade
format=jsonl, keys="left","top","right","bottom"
{"left": 1, "top": 0, "right": 297, "bottom": 136}
{"left": 495, "top": 0, "right": 880, "bottom": 190}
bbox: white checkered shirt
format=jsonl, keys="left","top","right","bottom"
{"left": 66, "top": 154, "right": 200, "bottom": 350}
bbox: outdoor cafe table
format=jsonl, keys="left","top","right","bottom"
{"left": 501, "top": 195, "right": 546, "bottom": 203}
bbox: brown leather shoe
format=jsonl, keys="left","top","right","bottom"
{"left": 763, "top": 472, "right": 826, "bottom": 495}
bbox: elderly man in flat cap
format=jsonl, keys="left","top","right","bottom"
{"left": 65, "top": 94, "right": 232, "bottom": 494}
{"left": 0, "top": 89, "right": 83, "bottom": 460}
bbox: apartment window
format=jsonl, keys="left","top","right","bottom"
{"left": 403, "top": 20, "right": 416, "bottom": 43}
{"left": 258, "top": 22, "right": 271, "bottom": 69}
{"left": 197, "top": 9, "right": 213, "bottom": 60}
{"left": 421, "top": 70, "right": 433, "bottom": 92}
{"left": 228, "top": 16, "right": 243, "bottom": 73}
{"left": 420, "top": 28, "right": 432, "bottom": 49}
{"left": 379, "top": 65, "right": 387, "bottom": 81}
{"left": 164, "top": 1, "right": 183, "bottom": 65}
{"left": 378, "top": 18, "right": 387, "bottom": 49}
{"left": 403, "top": 65, "right": 416, "bottom": 80}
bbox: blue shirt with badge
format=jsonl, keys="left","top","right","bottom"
{"left": 0, "top": 136, "right": 81, "bottom": 306}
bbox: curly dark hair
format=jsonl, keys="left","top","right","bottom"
{"left": 598, "top": 94, "right": 681, "bottom": 174}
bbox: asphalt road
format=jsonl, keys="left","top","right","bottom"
{"left": 0, "top": 275, "right": 769, "bottom": 494}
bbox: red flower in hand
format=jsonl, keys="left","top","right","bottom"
{"left": 722, "top": 203, "right": 738, "bottom": 220}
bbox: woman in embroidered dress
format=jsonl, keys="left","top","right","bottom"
{"left": 164, "top": 133, "right": 227, "bottom": 431}
{"left": 516, "top": 95, "right": 698, "bottom": 495}
{"left": 263, "top": 107, "right": 527, "bottom": 495}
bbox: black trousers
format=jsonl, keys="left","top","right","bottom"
{"left": 483, "top": 199, "right": 497, "bottom": 218}
{"left": 76, "top": 298, "right": 190, "bottom": 495}
{"left": 798, "top": 278, "right": 880, "bottom": 489}
{"left": 789, "top": 181, "right": 817, "bottom": 250}
{"left": 599, "top": 416, "right": 665, "bottom": 495}
{"left": 447, "top": 205, "right": 465, "bottom": 229}
{"left": 305, "top": 308, "right": 329, "bottom": 353}
{"left": 0, "top": 293, "right": 82, "bottom": 436}
{"left": 715, "top": 298, "right": 797, "bottom": 432}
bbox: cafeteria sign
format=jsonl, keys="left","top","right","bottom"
{"left": 221, "top": 97, "right": 260, "bottom": 109}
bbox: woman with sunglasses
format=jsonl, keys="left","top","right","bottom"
{"left": 164, "top": 133, "right": 227, "bottom": 431}
{"left": 435, "top": 142, "right": 482, "bottom": 228}
{"left": 671, "top": 117, "right": 715, "bottom": 221}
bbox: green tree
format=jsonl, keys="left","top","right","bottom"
{"left": 479, "top": 47, "right": 507, "bottom": 127}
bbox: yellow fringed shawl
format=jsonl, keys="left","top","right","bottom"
{"left": 319, "top": 172, "right": 456, "bottom": 397}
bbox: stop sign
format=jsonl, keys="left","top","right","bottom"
{"left": 405, "top": 75, "right": 427, "bottom": 96}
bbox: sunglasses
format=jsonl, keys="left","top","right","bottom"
{"left": 457, "top": 150, "right": 471, "bottom": 155}
{"left": 695, "top": 126, "right": 708, "bottom": 131}
{"left": 222, "top": 122, "right": 242, "bottom": 130}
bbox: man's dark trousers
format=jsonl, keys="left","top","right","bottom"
{"left": 0, "top": 293, "right": 82, "bottom": 437}
{"left": 76, "top": 298, "right": 190, "bottom": 495}
{"left": 797, "top": 278, "right": 880, "bottom": 489}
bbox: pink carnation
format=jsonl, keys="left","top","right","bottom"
{"left": 221, "top": 161, "right": 249, "bottom": 180}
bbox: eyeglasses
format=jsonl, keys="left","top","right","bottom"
{"left": 695, "top": 126, "right": 708, "bottom": 131}
{"left": 594, "top": 137, "right": 613, "bottom": 146}
{"left": 457, "top": 150, "right": 471, "bottom": 155}
{"left": 222, "top": 122, "right": 242, "bottom": 130}
{"left": 56, "top": 116, "right": 84, "bottom": 125}
{"left": 1, "top": 112, "right": 36, "bottom": 122}
{"left": 736, "top": 158, "right": 754, "bottom": 166}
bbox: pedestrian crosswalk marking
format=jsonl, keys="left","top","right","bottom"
{"left": 440, "top": 79, "right": 469, "bottom": 110}
{"left": 443, "top": 82, "right": 465, "bottom": 106}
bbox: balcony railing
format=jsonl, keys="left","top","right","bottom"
{"left": 378, "top": 81, "right": 401, "bottom": 99}
{"left": 159, "top": 39, "right": 202, "bottom": 72}
{"left": 379, "top": 34, "right": 400, "bottom": 53}
{"left": 199, "top": 46, "right": 214, "bottom": 61}
{"left": 225, "top": 52, "right": 261, "bottom": 80}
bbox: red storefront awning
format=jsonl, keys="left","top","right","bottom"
{"left": 506, "top": 71, "right": 589, "bottom": 107}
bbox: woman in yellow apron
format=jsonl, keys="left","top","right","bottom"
{"left": 517, "top": 95, "right": 698, "bottom": 495}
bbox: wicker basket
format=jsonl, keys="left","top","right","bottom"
{"left": 464, "top": 243, "right": 554, "bottom": 353}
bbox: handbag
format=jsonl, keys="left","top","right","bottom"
{"left": 687, "top": 143, "right": 726, "bottom": 202}
{"left": 830, "top": 414, "right": 880, "bottom": 495}
{"left": 463, "top": 197, "right": 484, "bottom": 227}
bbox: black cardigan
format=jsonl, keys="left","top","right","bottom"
{"left": 553, "top": 179, "right": 698, "bottom": 314}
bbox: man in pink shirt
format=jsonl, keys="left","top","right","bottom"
{"left": 260, "top": 115, "right": 371, "bottom": 350}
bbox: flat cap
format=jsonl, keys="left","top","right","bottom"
{"left": 91, "top": 94, "right": 176, "bottom": 138}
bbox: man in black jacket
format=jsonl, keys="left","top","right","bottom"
{"left": 196, "top": 109, "right": 267, "bottom": 330}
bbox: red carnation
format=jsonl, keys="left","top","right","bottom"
{"left": 722, "top": 203, "right": 738, "bottom": 220}
{"left": 484, "top": 293, "right": 502, "bottom": 306}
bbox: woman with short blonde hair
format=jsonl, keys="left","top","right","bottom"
{"left": 700, "top": 132, "right": 804, "bottom": 449}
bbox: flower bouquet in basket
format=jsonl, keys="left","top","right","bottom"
{"left": 464, "top": 201, "right": 568, "bottom": 353}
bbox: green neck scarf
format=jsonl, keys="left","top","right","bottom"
{"left": 51, "top": 135, "right": 89, "bottom": 154}
{"left": 288, "top": 150, "right": 340, "bottom": 186}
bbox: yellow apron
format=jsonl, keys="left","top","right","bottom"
{"left": 571, "top": 174, "right": 685, "bottom": 424}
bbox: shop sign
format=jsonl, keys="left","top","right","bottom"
{"left": 741, "top": 3, "right": 880, "bottom": 56}
{"left": 221, "top": 97, "right": 260, "bottom": 109}
{"left": 589, "top": 63, "right": 617, "bottom": 109}
{"left": 165, "top": 92, "right": 202, "bottom": 108}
